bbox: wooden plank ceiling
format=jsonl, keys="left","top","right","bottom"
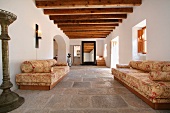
{"left": 35, "top": 0, "right": 142, "bottom": 39}
{"left": 83, "top": 43, "right": 94, "bottom": 53}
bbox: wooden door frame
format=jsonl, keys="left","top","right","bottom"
{"left": 81, "top": 41, "right": 96, "bottom": 65}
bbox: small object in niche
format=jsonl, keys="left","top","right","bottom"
{"left": 67, "top": 53, "right": 72, "bottom": 67}
{"left": 53, "top": 55, "right": 58, "bottom": 61}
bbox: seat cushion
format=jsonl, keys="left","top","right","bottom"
{"left": 16, "top": 69, "right": 64, "bottom": 86}
{"left": 53, "top": 66, "right": 70, "bottom": 74}
{"left": 125, "top": 73, "right": 170, "bottom": 99}
{"left": 112, "top": 68, "right": 144, "bottom": 81}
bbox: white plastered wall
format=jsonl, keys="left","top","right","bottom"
{"left": 0, "top": 0, "right": 69, "bottom": 92}
{"left": 104, "top": 0, "right": 170, "bottom": 67}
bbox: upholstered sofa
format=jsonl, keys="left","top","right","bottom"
{"left": 16, "top": 59, "right": 69, "bottom": 90}
{"left": 112, "top": 60, "right": 170, "bottom": 109}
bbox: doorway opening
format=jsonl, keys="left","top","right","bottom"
{"left": 110, "top": 36, "right": 119, "bottom": 68}
{"left": 81, "top": 41, "right": 96, "bottom": 65}
{"left": 53, "top": 35, "right": 67, "bottom": 63}
{"left": 73, "top": 45, "right": 81, "bottom": 65}
{"left": 53, "top": 39, "right": 58, "bottom": 60}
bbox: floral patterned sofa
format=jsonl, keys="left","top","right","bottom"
{"left": 16, "top": 59, "right": 69, "bottom": 90}
{"left": 112, "top": 60, "right": 170, "bottom": 109}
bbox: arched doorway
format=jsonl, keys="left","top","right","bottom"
{"left": 53, "top": 35, "right": 67, "bottom": 63}
{"left": 53, "top": 39, "right": 58, "bottom": 60}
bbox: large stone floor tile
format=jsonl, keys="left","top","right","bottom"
{"left": 66, "top": 77, "right": 83, "bottom": 82}
{"left": 52, "top": 87, "right": 65, "bottom": 94}
{"left": 116, "top": 108, "right": 158, "bottom": 113}
{"left": 83, "top": 78, "right": 101, "bottom": 82}
{"left": 91, "top": 81, "right": 114, "bottom": 88}
{"left": 24, "top": 109, "right": 50, "bottom": 113}
{"left": 9, "top": 108, "right": 27, "bottom": 113}
{"left": 73, "top": 82, "right": 91, "bottom": 88}
{"left": 14, "top": 90, "right": 40, "bottom": 99}
{"left": 97, "top": 77, "right": 113, "bottom": 82}
{"left": 26, "top": 92, "right": 54, "bottom": 109}
{"left": 50, "top": 110, "right": 84, "bottom": 113}
{"left": 63, "top": 88, "right": 78, "bottom": 95}
{"left": 91, "top": 95, "right": 128, "bottom": 108}
{"left": 67, "top": 74, "right": 82, "bottom": 78}
{"left": 78, "top": 88, "right": 116, "bottom": 95}
{"left": 83, "top": 109, "right": 118, "bottom": 113}
{"left": 55, "top": 81, "right": 74, "bottom": 88}
{"left": 45, "top": 95, "right": 72, "bottom": 109}
{"left": 121, "top": 94, "right": 150, "bottom": 108}
{"left": 157, "top": 110, "right": 170, "bottom": 113}
{"left": 109, "top": 87, "right": 132, "bottom": 95}
{"left": 70, "top": 95, "right": 91, "bottom": 108}
{"left": 81, "top": 75, "right": 96, "bottom": 78}
{"left": 111, "top": 80, "right": 124, "bottom": 88}
{"left": 41, "top": 88, "right": 65, "bottom": 95}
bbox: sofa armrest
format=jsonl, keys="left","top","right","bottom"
{"left": 116, "top": 64, "right": 130, "bottom": 68}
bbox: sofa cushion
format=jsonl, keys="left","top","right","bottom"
{"left": 162, "top": 62, "right": 170, "bottom": 72}
{"left": 138, "top": 61, "right": 166, "bottom": 72}
{"left": 130, "top": 61, "right": 166, "bottom": 72}
{"left": 149, "top": 71, "right": 170, "bottom": 81}
{"left": 21, "top": 59, "right": 57, "bottom": 73}
{"left": 129, "top": 61, "right": 143, "bottom": 70}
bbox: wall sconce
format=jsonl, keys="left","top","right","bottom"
{"left": 35, "top": 24, "right": 42, "bottom": 48}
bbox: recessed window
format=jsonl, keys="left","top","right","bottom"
{"left": 138, "top": 26, "right": 147, "bottom": 54}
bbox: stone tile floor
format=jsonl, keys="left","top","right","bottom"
{"left": 10, "top": 66, "right": 170, "bottom": 113}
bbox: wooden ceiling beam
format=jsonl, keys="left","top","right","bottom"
{"left": 58, "top": 24, "right": 118, "bottom": 28}
{"left": 50, "top": 14, "right": 127, "bottom": 20}
{"left": 61, "top": 28, "right": 114, "bottom": 31}
{"left": 84, "top": 47, "right": 94, "bottom": 50}
{"left": 64, "top": 31, "right": 111, "bottom": 34}
{"left": 67, "top": 35, "right": 108, "bottom": 38}
{"left": 58, "top": 23, "right": 119, "bottom": 25}
{"left": 84, "top": 45, "right": 94, "bottom": 47}
{"left": 84, "top": 46, "right": 94, "bottom": 48}
{"left": 61, "top": 28, "right": 115, "bottom": 32}
{"left": 67, "top": 34, "right": 107, "bottom": 36}
{"left": 63, "top": 30, "right": 113, "bottom": 32}
{"left": 54, "top": 19, "right": 122, "bottom": 24}
{"left": 36, "top": 0, "right": 142, "bottom": 8}
{"left": 65, "top": 32, "right": 110, "bottom": 36}
{"left": 60, "top": 26, "right": 115, "bottom": 29}
{"left": 61, "top": 29, "right": 114, "bottom": 32}
{"left": 69, "top": 36, "right": 106, "bottom": 39}
{"left": 84, "top": 43, "right": 94, "bottom": 45}
{"left": 44, "top": 8, "right": 133, "bottom": 15}
{"left": 84, "top": 47, "right": 94, "bottom": 48}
